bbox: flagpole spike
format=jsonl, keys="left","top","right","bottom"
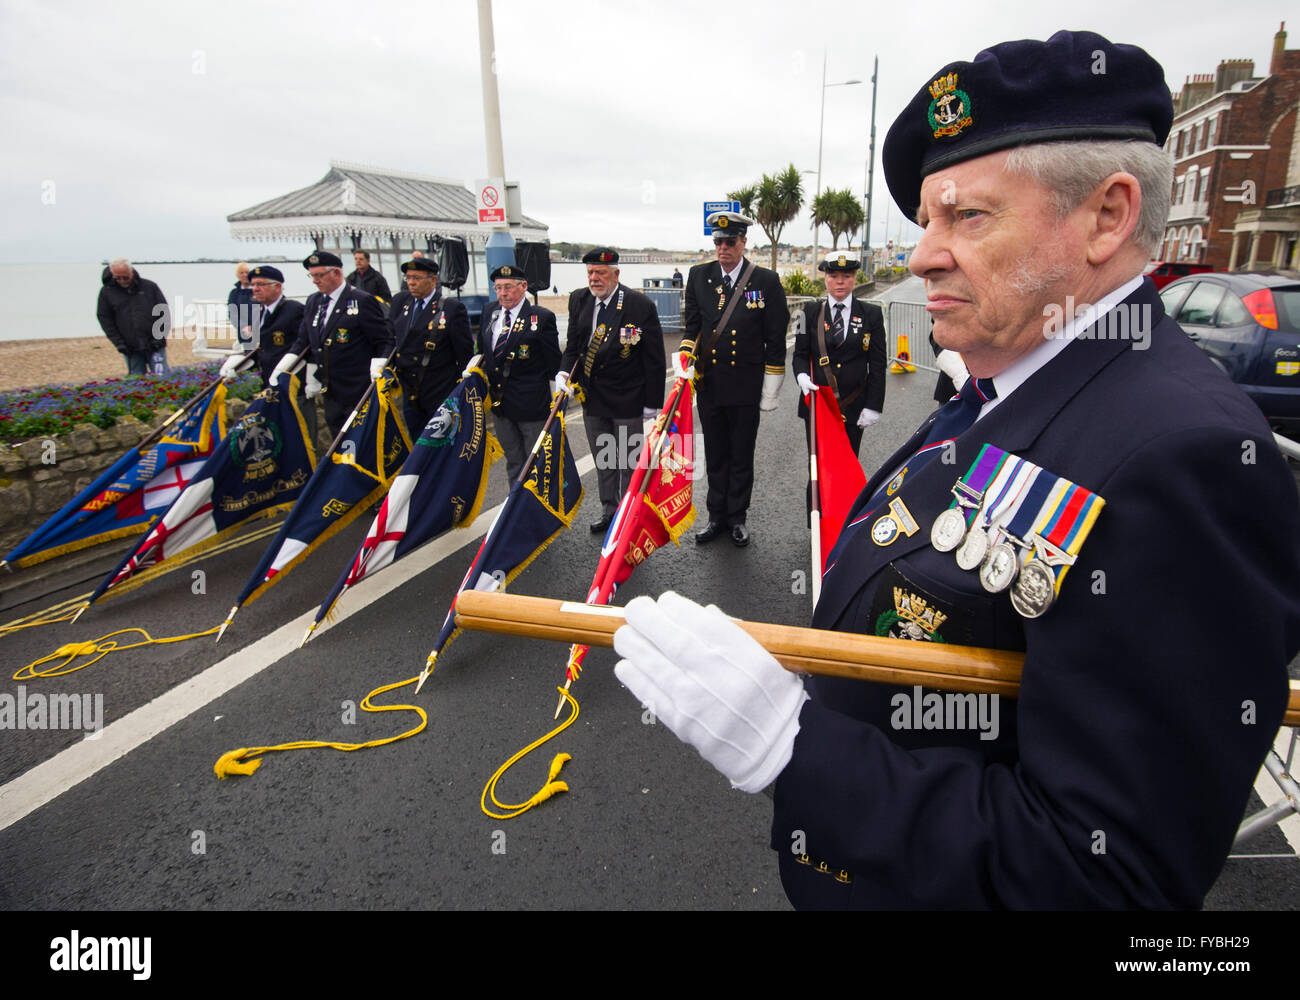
{"left": 215, "top": 606, "right": 239, "bottom": 644}
{"left": 415, "top": 651, "right": 437, "bottom": 694}
{"left": 299, "top": 623, "right": 316, "bottom": 648}
{"left": 553, "top": 677, "right": 573, "bottom": 720}
{"left": 69, "top": 603, "right": 88, "bottom": 625}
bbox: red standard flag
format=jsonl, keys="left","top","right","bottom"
{"left": 811, "top": 385, "right": 866, "bottom": 574}
{"left": 563, "top": 377, "right": 696, "bottom": 689}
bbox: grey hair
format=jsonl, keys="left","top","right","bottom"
{"left": 1002, "top": 140, "right": 1173, "bottom": 257}
{"left": 109, "top": 257, "right": 132, "bottom": 270}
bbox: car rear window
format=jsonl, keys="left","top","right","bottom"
{"left": 1276, "top": 291, "right": 1300, "bottom": 333}
{"left": 1176, "top": 282, "right": 1225, "bottom": 325}
{"left": 1216, "top": 292, "right": 1251, "bottom": 326}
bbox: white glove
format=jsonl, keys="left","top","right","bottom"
{"left": 219, "top": 354, "right": 245, "bottom": 383}
{"left": 270, "top": 352, "right": 300, "bottom": 381}
{"left": 935, "top": 349, "right": 969, "bottom": 392}
{"left": 304, "top": 364, "right": 323, "bottom": 399}
{"left": 796, "top": 373, "right": 816, "bottom": 396}
{"left": 554, "top": 371, "right": 575, "bottom": 397}
{"left": 369, "top": 357, "right": 386, "bottom": 381}
{"left": 462, "top": 353, "right": 483, "bottom": 379}
{"left": 672, "top": 351, "right": 695, "bottom": 382}
{"left": 641, "top": 407, "right": 658, "bottom": 421}
{"left": 759, "top": 372, "right": 783, "bottom": 412}
{"left": 613, "top": 591, "right": 807, "bottom": 793}
{"left": 857, "top": 407, "right": 880, "bottom": 429}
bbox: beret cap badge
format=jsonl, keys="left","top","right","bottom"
{"left": 927, "top": 72, "right": 973, "bottom": 139}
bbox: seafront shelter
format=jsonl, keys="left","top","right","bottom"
{"left": 226, "top": 160, "right": 549, "bottom": 292}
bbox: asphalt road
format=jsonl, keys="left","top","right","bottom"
{"left": 0, "top": 283, "right": 1296, "bottom": 912}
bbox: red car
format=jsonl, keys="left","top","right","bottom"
{"left": 1143, "top": 260, "right": 1213, "bottom": 290}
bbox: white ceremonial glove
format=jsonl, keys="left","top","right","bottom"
{"left": 369, "top": 357, "right": 386, "bottom": 381}
{"left": 641, "top": 407, "right": 658, "bottom": 421}
{"left": 614, "top": 591, "right": 808, "bottom": 793}
{"left": 554, "top": 371, "right": 575, "bottom": 397}
{"left": 270, "top": 352, "right": 300, "bottom": 382}
{"left": 935, "top": 349, "right": 969, "bottom": 392}
{"left": 759, "top": 372, "right": 784, "bottom": 412}
{"left": 672, "top": 351, "right": 696, "bottom": 382}
{"left": 796, "top": 373, "right": 816, "bottom": 396}
{"left": 304, "top": 364, "right": 323, "bottom": 399}
{"left": 857, "top": 407, "right": 880, "bottom": 429}
{"left": 462, "top": 353, "right": 482, "bottom": 379}
{"left": 219, "top": 353, "right": 245, "bottom": 383}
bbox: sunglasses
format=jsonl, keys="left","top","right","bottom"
{"left": 713, "top": 237, "right": 738, "bottom": 247}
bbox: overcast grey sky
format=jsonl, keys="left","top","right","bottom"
{"left": 0, "top": 0, "right": 1291, "bottom": 261}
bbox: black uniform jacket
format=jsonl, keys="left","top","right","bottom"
{"left": 772, "top": 280, "right": 1300, "bottom": 909}
{"left": 390, "top": 291, "right": 473, "bottom": 412}
{"left": 253, "top": 298, "right": 306, "bottom": 385}
{"left": 681, "top": 259, "right": 789, "bottom": 407}
{"left": 477, "top": 300, "right": 561, "bottom": 423}
{"left": 290, "top": 284, "right": 393, "bottom": 413}
{"left": 793, "top": 297, "right": 887, "bottom": 420}
{"left": 563, "top": 284, "right": 666, "bottom": 419}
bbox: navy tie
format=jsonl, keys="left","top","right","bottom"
{"left": 860, "top": 375, "right": 997, "bottom": 513}
{"left": 830, "top": 303, "right": 846, "bottom": 347}
{"left": 722, "top": 274, "right": 733, "bottom": 295}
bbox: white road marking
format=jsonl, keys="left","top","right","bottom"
{"left": 0, "top": 451, "right": 596, "bottom": 834}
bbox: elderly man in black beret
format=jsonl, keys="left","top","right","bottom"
{"left": 274, "top": 251, "right": 394, "bottom": 437}
{"left": 557, "top": 247, "right": 666, "bottom": 533}
{"left": 389, "top": 256, "right": 473, "bottom": 434}
{"left": 612, "top": 30, "right": 1300, "bottom": 909}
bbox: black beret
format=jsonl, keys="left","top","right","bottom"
{"left": 883, "top": 30, "right": 1174, "bottom": 220}
{"left": 583, "top": 247, "right": 619, "bottom": 265}
{"left": 248, "top": 265, "right": 284, "bottom": 283}
{"left": 706, "top": 211, "right": 753, "bottom": 237}
{"left": 490, "top": 264, "right": 526, "bottom": 282}
{"left": 401, "top": 257, "right": 439, "bottom": 275}
{"left": 303, "top": 251, "right": 343, "bottom": 269}
{"left": 818, "top": 253, "right": 861, "bottom": 274}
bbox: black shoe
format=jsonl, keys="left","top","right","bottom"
{"left": 590, "top": 515, "right": 612, "bottom": 534}
{"left": 730, "top": 524, "right": 750, "bottom": 547}
{"left": 695, "top": 521, "right": 725, "bottom": 544}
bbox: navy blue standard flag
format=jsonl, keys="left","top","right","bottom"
{"left": 417, "top": 406, "right": 583, "bottom": 687}
{"left": 2, "top": 383, "right": 227, "bottom": 569}
{"left": 86, "top": 374, "right": 316, "bottom": 606}
{"left": 305, "top": 367, "right": 500, "bottom": 639}
{"left": 221, "top": 374, "right": 411, "bottom": 629}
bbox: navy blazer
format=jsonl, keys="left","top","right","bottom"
{"left": 792, "top": 296, "right": 887, "bottom": 420}
{"left": 252, "top": 298, "right": 306, "bottom": 385}
{"left": 290, "top": 284, "right": 393, "bottom": 413}
{"left": 390, "top": 291, "right": 473, "bottom": 413}
{"left": 563, "top": 284, "right": 666, "bottom": 419}
{"left": 772, "top": 280, "right": 1300, "bottom": 909}
{"left": 477, "top": 300, "right": 561, "bottom": 423}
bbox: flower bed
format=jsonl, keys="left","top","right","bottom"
{"left": 0, "top": 363, "right": 263, "bottom": 445}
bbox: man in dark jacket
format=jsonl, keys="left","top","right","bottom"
{"left": 226, "top": 261, "right": 258, "bottom": 350}
{"left": 478, "top": 264, "right": 561, "bottom": 483}
{"left": 346, "top": 251, "right": 392, "bottom": 305}
{"left": 558, "top": 248, "right": 666, "bottom": 533}
{"left": 96, "top": 259, "right": 170, "bottom": 375}
{"left": 390, "top": 256, "right": 473, "bottom": 434}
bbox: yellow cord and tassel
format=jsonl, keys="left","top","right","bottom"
{"left": 13, "top": 624, "right": 220, "bottom": 680}
{"left": 481, "top": 686, "right": 579, "bottom": 820}
{"left": 213, "top": 674, "right": 427, "bottom": 779}
{"left": 0, "top": 599, "right": 88, "bottom": 638}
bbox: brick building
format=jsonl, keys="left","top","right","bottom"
{"left": 1161, "top": 22, "right": 1299, "bottom": 271}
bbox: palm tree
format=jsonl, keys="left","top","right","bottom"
{"left": 828, "top": 190, "right": 865, "bottom": 251}
{"left": 726, "top": 185, "right": 758, "bottom": 219}
{"left": 810, "top": 190, "right": 838, "bottom": 251}
{"left": 754, "top": 164, "right": 804, "bottom": 271}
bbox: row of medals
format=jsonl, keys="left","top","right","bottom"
{"left": 929, "top": 480, "right": 1056, "bottom": 619}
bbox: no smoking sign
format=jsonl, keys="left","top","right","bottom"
{"left": 476, "top": 177, "right": 506, "bottom": 225}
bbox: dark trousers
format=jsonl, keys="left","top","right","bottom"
{"left": 583, "top": 413, "right": 644, "bottom": 515}
{"left": 698, "top": 398, "right": 761, "bottom": 526}
{"left": 323, "top": 394, "right": 356, "bottom": 440}
{"left": 403, "top": 397, "right": 433, "bottom": 438}
{"left": 492, "top": 414, "right": 547, "bottom": 484}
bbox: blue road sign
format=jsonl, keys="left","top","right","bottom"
{"left": 703, "top": 200, "right": 741, "bottom": 236}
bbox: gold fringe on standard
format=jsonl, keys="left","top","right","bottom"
{"left": 213, "top": 674, "right": 427, "bottom": 779}
{"left": 13, "top": 623, "right": 221, "bottom": 680}
{"left": 480, "top": 686, "right": 579, "bottom": 820}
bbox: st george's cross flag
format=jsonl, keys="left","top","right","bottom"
{"left": 307, "top": 367, "right": 499, "bottom": 636}
{"left": 85, "top": 374, "right": 315, "bottom": 606}
{"left": 2, "top": 383, "right": 227, "bottom": 569}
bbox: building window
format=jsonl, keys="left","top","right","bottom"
{"left": 1175, "top": 176, "right": 1187, "bottom": 203}
{"left": 1198, "top": 169, "right": 1211, "bottom": 204}
{"left": 1165, "top": 229, "right": 1178, "bottom": 259}
{"left": 1206, "top": 116, "right": 1217, "bottom": 148}
{"left": 1197, "top": 120, "right": 1207, "bottom": 152}
{"left": 1177, "top": 227, "right": 1190, "bottom": 260}
{"left": 1189, "top": 225, "right": 1204, "bottom": 261}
